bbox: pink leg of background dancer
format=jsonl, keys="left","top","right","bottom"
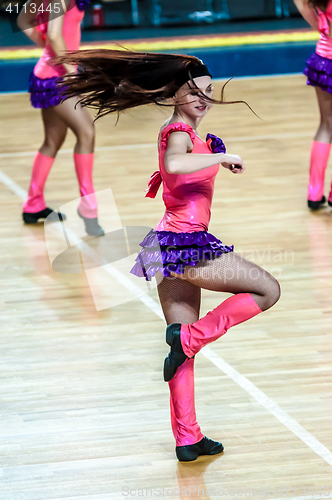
{"left": 308, "top": 87, "right": 332, "bottom": 209}
{"left": 23, "top": 98, "right": 103, "bottom": 235}
{"left": 308, "top": 141, "right": 331, "bottom": 202}
{"left": 23, "top": 152, "right": 55, "bottom": 213}
{"left": 74, "top": 152, "right": 98, "bottom": 218}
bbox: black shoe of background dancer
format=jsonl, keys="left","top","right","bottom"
{"left": 77, "top": 209, "right": 105, "bottom": 237}
{"left": 23, "top": 207, "right": 66, "bottom": 224}
{"left": 328, "top": 199, "right": 332, "bottom": 207}
{"left": 176, "top": 437, "right": 224, "bottom": 462}
{"left": 163, "top": 323, "right": 189, "bottom": 382}
{"left": 308, "top": 196, "right": 326, "bottom": 210}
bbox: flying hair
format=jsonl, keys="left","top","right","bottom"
{"left": 308, "top": 0, "right": 329, "bottom": 8}
{"left": 55, "top": 48, "right": 254, "bottom": 120}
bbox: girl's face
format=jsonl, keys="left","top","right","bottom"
{"left": 174, "top": 76, "right": 213, "bottom": 120}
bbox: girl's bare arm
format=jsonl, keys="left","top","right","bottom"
{"left": 293, "top": 0, "right": 319, "bottom": 30}
{"left": 46, "top": 0, "right": 76, "bottom": 73}
{"left": 164, "top": 131, "right": 245, "bottom": 175}
{"left": 17, "top": 0, "right": 45, "bottom": 47}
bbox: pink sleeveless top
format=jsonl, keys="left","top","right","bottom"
{"left": 316, "top": 1, "right": 332, "bottom": 58}
{"left": 34, "top": 0, "right": 84, "bottom": 79}
{"left": 145, "top": 122, "right": 220, "bottom": 233}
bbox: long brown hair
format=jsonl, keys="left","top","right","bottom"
{"left": 309, "top": 0, "right": 329, "bottom": 9}
{"left": 56, "top": 49, "right": 250, "bottom": 120}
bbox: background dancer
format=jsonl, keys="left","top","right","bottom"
{"left": 294, "top": 0, "right": 332, "bottom": 210}
{"left": 17, "top": 0, "right": 104, "bottom": 235}
{"left": 56, "top": 48, "right": 281, "bottom": 461}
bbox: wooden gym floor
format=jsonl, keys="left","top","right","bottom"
{"left": 0, "top": 75, "right": 332, "bottom": 499}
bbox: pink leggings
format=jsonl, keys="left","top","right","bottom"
{"left": 169, "top": 293, "right": 262, "bottom": 446}
{"left": 23, "top": 151, "right": 97, "bottom": 217}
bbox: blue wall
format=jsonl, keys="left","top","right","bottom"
{"left": 0, "top": 42, "right": 315, "bottom": 93}
{"left": 0, "top": 59, "right": 37, "bottom": 92}
{"left": 186, "top": 42, "right": 314, "bottom": 79}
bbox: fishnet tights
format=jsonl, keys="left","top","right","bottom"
{"left": 157, "top": 251, "right": 280, "bottom": 325}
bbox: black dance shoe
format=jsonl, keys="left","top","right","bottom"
{"left": 77, "top": 209, "right": 105, "bottom": 237}
{"left": 23, "top": 207, "right": 66, "bottom": 224}
{"left": 176, "top": 437, "right": 224, "bottom": 462}
{"left": 163, "top": 323, "right": 189, "bottom": 382}
{"left": 307, "top": 196, "right": 326, "bottom": 210}
{"left": 328, "top": 199, "right": 332, "bottom": 207}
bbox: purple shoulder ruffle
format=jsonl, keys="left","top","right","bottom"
{"left": 76, "top": 0, "right": 90, "bottom": 11}
{"left": 206, "top": 133, "right": 226, "bottom": 154}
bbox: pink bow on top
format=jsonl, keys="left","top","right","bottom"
{"left": 144, "top": 170, "right": 162, "bottom": 198}
{"left": 318, "top": 8, "right": 331, "bottom": 35}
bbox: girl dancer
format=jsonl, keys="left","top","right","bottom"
{"left": 17, "top": 0, "right": 104, "bottom": 235}
{"left": 57, "top": 49, "right": 281, "bottom": 461}
{"left": 294, "top": 0, "right": 332, "bottom": 209}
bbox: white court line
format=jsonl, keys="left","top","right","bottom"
{"left": 0, "top": 165, "right": 165, "bottom": 315}
{"left": 0, "top": 131, "right": 313, "bottom": 159}
{"left": 203, "top": 346, "right": 332, "bottom": 466}
{"left": 0, "top": 167, "right": 28, "bottom": 199}
{"left": 1, "top": 167, "right": 332, "bottom": 470}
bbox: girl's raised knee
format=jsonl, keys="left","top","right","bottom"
{"left": 264, "top": 277, "right": 281, "bottom": 311}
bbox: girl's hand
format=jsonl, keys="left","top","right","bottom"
{"left": 221, "top": 154, "right": 245, "bottom": 174}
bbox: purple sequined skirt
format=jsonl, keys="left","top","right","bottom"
{"left": 29, "top": 72, "right": 63, "bottom": 108}
{"left": 130, "top": 229, "right": 234, "bottom": 281}
{"left": 304, "top": 52, "right": 332, "bottom": 93}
